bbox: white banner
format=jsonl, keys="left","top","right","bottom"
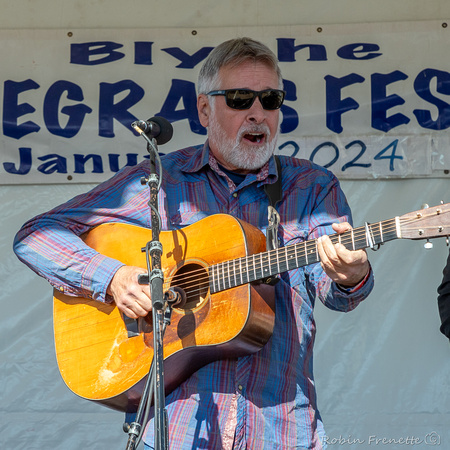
{"left": 1, "top": 22, "right": 449, "bottom": 184}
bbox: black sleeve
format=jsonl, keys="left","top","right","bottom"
{"left": 437, "top": 250, "right": 450, "bottom": 340}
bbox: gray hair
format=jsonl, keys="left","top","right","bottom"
{"left": 197, "top": 37, "right": 283, "bottom": 94}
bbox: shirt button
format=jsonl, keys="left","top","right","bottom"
{"left": 238, "top": 384, "right": 243, "bottom": 391}
{"left": 233, "top": 193, "right": 238, "bottom": 198}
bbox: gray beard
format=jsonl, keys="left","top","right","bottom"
{"left": 208, "top": 116, "right": 279, "bottom": 171}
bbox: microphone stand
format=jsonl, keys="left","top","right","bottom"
{"left": 124, "top": 121, "right": 172, "bottom": 450}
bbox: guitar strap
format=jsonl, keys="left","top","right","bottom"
{"left": 264, "top": 155, "right": 282, "bottom": 252}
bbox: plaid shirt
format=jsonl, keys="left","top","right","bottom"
{"left": 14, "top": 142, "right": 373, "bottom": 449}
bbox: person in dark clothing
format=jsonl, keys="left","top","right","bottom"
{"left": 437, "top": 250, "right": 450, "bottom": 340}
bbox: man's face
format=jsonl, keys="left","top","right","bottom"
{"left": 197, "top": 61, "right": 281, "bottom": 174}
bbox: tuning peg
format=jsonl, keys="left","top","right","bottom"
{"left": 421, "top": 203, "right": 430, "bottom": 210}
{"left": 424, "top": 239, "right": 433, "bottom": 249}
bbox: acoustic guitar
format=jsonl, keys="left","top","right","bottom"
{"left": 53, "top": 203, "right": 450, "bottom": 412}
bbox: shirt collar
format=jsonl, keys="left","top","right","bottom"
{"left": 180, "top": 141, "right": 211, "bottom": 174}
{"left": 180, "top": 140, "right": 280, "bottom": 188}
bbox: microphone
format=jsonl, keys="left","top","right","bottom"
{"left": 131, "top": 116, "right": 173, "bottom": 145}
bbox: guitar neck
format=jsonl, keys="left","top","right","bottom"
{"left": 209, "top": 217, "right": 399, "bottom": 293}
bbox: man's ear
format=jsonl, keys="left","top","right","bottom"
{"left": 197, "top": 94, "right": 211, "bottom": 128}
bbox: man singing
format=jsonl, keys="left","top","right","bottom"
{"left": 14, "top": 37, "right": 373, "bottom": 449}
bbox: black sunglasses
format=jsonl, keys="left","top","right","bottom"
{"left": 206, "top": 88, "right": 285, "bottom": 110}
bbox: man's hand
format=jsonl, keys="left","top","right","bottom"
{"left": 316, "top": 222, "right": 370, "bottom": 287}
{"left": 107, "top": 266, "right": 152, "bottom": 318}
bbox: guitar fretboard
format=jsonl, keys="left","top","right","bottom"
{"left": 209, "top": 218, "right": 399, "bottom": 294}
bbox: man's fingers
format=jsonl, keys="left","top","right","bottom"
{"left": 317, "top": 227, "right": 370, "bottom": 287}
{"left": 331, "top": 221, "right": 352, "bottom": 234}
{"left": 108, "top": 266, "right": 153, "bottom": 317}
{"left": 118, "top": 300, "right": 150, "bottom": 319}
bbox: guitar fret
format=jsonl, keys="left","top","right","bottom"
{"left": 217, "top": 263, "right": 222, "bottom": 291}
{"left": 261, "top": 252, "right": 271, "bottom": 277}
{"left": 253, "top": 254, "right": 257, "bottom": 281}
{"left": 222, "top": 261, "right": 226, "bottom": 290}
{"left": 287, "top": 247, "right": 295, "bottom": 271}
{"left": 216, "top": 263, "right": 220, "bottom": 292}
{"left": 263, "top": 255, "right": 267, "bottom": 278}
{"left": 379, "top": 222, "right": 384, "bottom": 243}
{"left": 245, "top": 256, "right": 250, "bottom": 283}
{"left": 216, "top": 264, "right": 220, "bottom": 292}
{"left": 211, "top": 264, "right": 216, "bottom": 293}
{"left": 351, "top": 229, "right": 355, "bottom": 250}
{"left": 222, "top": 262, "right": 226, "bottom": 290}
{"left": 280, "top": 246, "right": 289, "bottom": 273}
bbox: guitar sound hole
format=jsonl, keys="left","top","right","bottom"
{"left": 172, "top": 263, "right": 209, "bottom": 310}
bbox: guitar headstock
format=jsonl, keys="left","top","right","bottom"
{"left": 399, "top": 203, "right": 450, "bottom": 240}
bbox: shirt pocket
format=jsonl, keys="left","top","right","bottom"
{"left": 167, "top": 181, "right": 220, "bottom": 227}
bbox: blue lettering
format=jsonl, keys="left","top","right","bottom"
{"left": 3, "top": 147, "right": 32, "bottom": 174}
{"left": 108, "top": 153, "right": 139, "bottom": 172}
{"left": 310, "top": 142, "right": 339, "bottom": 168}
{"left": 37, "top": 154, "right": 68, "bottom": 174}
{"left": 70, "top": 42, "right": 125, "bottom": 65}
{"left": 413, "top": 68, "right": 450, "bottom": 130}
{"left": 325, "top": 73, "right": 365, "bottom": 133}
{"left": 99, "top": 80, "right": 145, "bottom": 137}
{"left": 134, "top": 42, "right": 153, "bottom": 65}
{"left": 278, "top": 141, "right": 300, "bottom": 158}
{"left": 372, "top": 71, "right": 410, "bottom": 132}
{"left": 43, "top": 80, "right": 93, "bottom": 138}
{"left": 3, "top": 80, "right": 40, "bottom": 139}
{"left": 157, "top": 79, "right": 205, "bottom": 134}
{"left": 280, "top": 79, "right": 299, "bottom": 133}
{"left": 277, "top": 39, "right": 327, "bottom": 61}
{"left": 337, "top": 43, "right": 382, "bottom": 60}
{"left": 374, "top": 139, "right": 403, "bottom": 171}
{"left": 74, "top": 154, "right": 103, "bottom": 173}
{"left": 162, "top": 46, "right": 214, "bottom": 68}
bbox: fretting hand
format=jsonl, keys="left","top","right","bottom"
{"left": 316, "top": 222, "right": 370, "bottom": 287}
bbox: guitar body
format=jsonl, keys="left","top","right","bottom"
{"left": 53, "top": 214, "right": 276, "bottom": 412}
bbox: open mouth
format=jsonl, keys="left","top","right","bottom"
{"left": 243, "top": 132, "right": 265, "bottom": 144}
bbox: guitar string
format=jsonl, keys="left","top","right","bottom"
{"left": 160, "top": 224, "right": 379, "bottom": 298}
{"left": 165, "top": 216, "right": 397, "bottom": 289}
{"left": 162, "top": 216, "right": 411, "bottom": 298}
{"left": 161, "top": 214, "right": 439, "bottom": 299}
